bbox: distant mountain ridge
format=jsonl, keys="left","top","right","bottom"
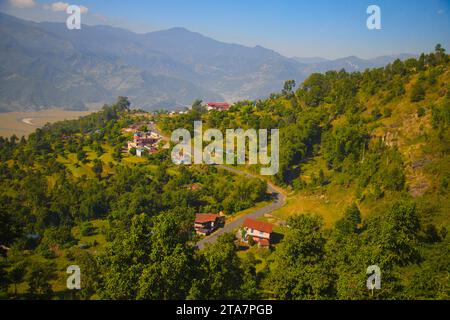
{"left": 0, "top": 12, "right": 416, "bottom": 111}
{"left": 299, "top": 53, "right": 417, "bottom": 74}
{"left": 292, "top": 57, "right": 330, "bottom": 64}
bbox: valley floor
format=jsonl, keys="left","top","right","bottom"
{"left": 0, "top": 109, "right": 93, "bottom": 137}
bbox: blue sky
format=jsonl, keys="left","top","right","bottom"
{"left": 1, "top": 0, "right": 449, "bottom": 59}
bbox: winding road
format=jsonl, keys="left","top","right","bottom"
{"left": 151, "top": 124, "right": 287, "bottom": 249}
{"left": 196, "top": 165, "right": 286, "bottom": 249}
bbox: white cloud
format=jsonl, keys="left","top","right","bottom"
{"left": 45, "top": 2, "right": 88, "bottom": 14}
{"left": 79, "top": 5, "right": 88, "bottom": 14}
{"left": 51, "top": 2, "right": 68, "bottom": 11}
{"left": 8, "top": 0, "right": 36, "bottom": 8}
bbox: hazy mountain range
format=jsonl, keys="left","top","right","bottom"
{"left": 0, "top": 12, "right": 416, "bottom": 112}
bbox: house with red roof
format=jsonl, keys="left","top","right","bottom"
{"left": 242, "top": 218, "right": 273, "bottom": 247}
{"left": 194, "top": 213, "right": 223, "bottom": 236}
{"left": 206, "top": 102, "right": 231, "bottom": 111}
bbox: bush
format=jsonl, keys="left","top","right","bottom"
{"left": 37, "top": 244, "right": 56, "bottom": 259}
{"left": 80, "top": 222, "right": 95, "bottom": 237}
{"left": 383, "top": 107, "right": 392, "bottom": 118}
{"left": 91, "top": 159, "right": 103, "bottom": 176}
{"left": 423, "top": 224, "right": 441, "bottom": 243}
{"left": 248, "top": 236, "right": 255, "bottom": 247}
{"left": 65, "top": 249, "right": 76, "bottom": 261}
{"left": 410, "top": 83, "right": 426, "bottom": 102}
{"left": 293, "top": 177, "right": 306, "bottom": 190}
{"left": 371, "top": 107, "right": 382, "bottom": 120}
{"left": 41, "top": 226, "right": 77, "bottom": 249}
{"left": 417, "top": 106, "right": 426, "bottom": 117}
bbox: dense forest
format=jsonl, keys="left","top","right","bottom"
{"left": 0, "top": 46, "right": 449, "bottom": 299}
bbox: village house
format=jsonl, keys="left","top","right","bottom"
{"left": 206, "top": 102, "right": 231, "bottom": 111}
{"left": 242, "top": 218, "right": 273, "bottom": 247}
{"left": 127, "top": 130, "right": 162, "bottom": 156}
{"left": 122, "top": 124, "right": 142, "bottom": 133}
{"left": 194, "top": 213, "right": 223, "bottom": 236}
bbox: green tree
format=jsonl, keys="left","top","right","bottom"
{"left": 378, "top": 201, "right": 421, "bottom": 266}
{"left": 335, "top": 204, "right": 361, "bottom": 235}
{"left": 25, "top": 260, "right": 57, "bottom": 298}
{"left": 189, "top": 233, "right": 247, "bottom": 299}
{"left": 137, "top": 244, "right": 193, "bottom": 299}
{"left": 100, "top": 214, "right": 153, "bottom": 299}
{"left": 75, "top": 251, "right": 101, "bottom": 300}
{"left": 0, "top": 258, "right": 9, "bottom": 297}
{"left": 268, "top": 214, "right": 334, "bottom": 299}
{"left": 282, "top": 80, "right": 296, "bottom": 96}
{"left": 9, "top": 259, "right": 28, "bottom": 296}
{"left": 115, "top": 96, "right": 131, "bottom": 112}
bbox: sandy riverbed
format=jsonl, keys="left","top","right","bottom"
{"left": 0, "top": 109, "right": 92, "bottom": 137}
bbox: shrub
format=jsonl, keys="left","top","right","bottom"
{"left": 42, "top": 226, "right": 77, "bottom": 249}
{"left": 371, "top": 107, "right": 382, "bottom": 120}
{"left": 37, "top": 244, "right": 56, "bottom": 259}
{"left": 410, "top": 83, "right": 426, "bottom": 102}
{"left": 417, "top": 106, "right": 426, "bottom": 117}
{"left": 248, "top": 236, "right": 255, "bottom": 247}
{"left": 383, "top": 107, "right": 392, "bottom": 118}
{"left": 80, "top": 222, "right": 95, "bottom": 237}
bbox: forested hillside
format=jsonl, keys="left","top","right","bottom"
{"left": 159, "top": 45, "right": 450, "bottom": 299}
{"left": 0, "top": 46, "right": 448, "bottom": 300}
{"left": 0, "top": 97, "right": 268, "bottom": 299}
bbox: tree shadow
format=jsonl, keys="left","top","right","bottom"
{"left": 270, "top": 232, "right": 284, "bottom": 245}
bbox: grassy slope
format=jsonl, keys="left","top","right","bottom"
{"left": 270, "top": 68, "right": 450, "bottom": 229}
